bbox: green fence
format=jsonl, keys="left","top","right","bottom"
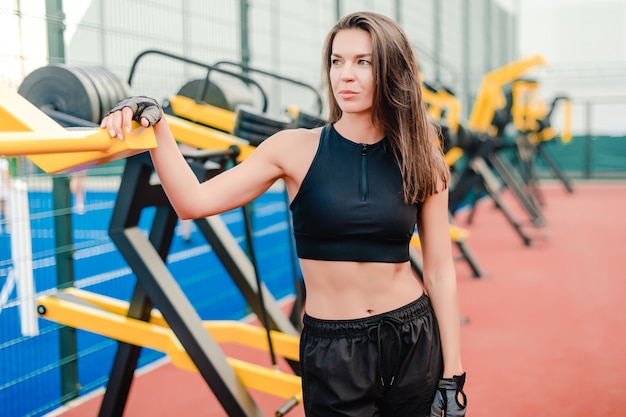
{"left": 537, "top": 135, "right": 626, "bottom": 179}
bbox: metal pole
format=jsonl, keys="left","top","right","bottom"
{"left": 484, "top": 0, "right": 492, "bottom": 72}
{"left": 462, "top": 0, "right": 471, "bottom": 119}
{"left": 45, "top": 0, "right": 79, "bottom": 404}
{"left": 395, "top": 0, "right": 402, "bottom": 25}
{"left": 433, "top": 0, "right": 441, "bottom": 83}
{"left": 45, "top": 0, "right": 65, "bottom": 64}
{"left": 584, "top": 100, "right": 593, "bottom": 179}
{"left": 239, "top": 0, "right": 250, "bottom": 67}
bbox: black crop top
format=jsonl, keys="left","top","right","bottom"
{"left": 289, "top": 124, "right": 420, "bottom": 263}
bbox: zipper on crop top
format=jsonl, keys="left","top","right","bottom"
{"left": 360, "top": 144, "right": 368, "bottom": 201}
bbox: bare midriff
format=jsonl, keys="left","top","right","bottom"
{"left": 299, "top": 259, "right": 424, "bottom": 320}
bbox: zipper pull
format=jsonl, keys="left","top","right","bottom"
{"left": 361, "top": 144, "right": 368, "bottom": 155}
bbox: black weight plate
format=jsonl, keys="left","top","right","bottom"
{"left": 18, "top": 64, "right": 100, "bottom": 123}
{"left": 68, "top": 65, "right": 108, "bottom": 121}
{"left": 177, "top": 79, "right": 230, "bottom": 109}
{"left": 177, "top": 77, "right": 254, "bottom": 112}
{"left": 82, "top": 66, "right": 118, "bottom": 119}
{"left": 97, "top": 66, "right": 131, "bottom": 104}
{"left": 236, "top": 105, "right": 293, "bottom": 129}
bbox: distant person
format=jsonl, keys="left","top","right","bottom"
{"left": 70, "top": 170, "right": 87, "bottom": 214}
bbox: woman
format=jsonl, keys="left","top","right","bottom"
{"left": 102, "top": 11, "right": 466, "bottom": 417}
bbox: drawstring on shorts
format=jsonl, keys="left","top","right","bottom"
{"left": 367, "top": 316, "right": 403, "bottom": 387}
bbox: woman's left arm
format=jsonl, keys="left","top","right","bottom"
{"left": 417, "top": 181, "right": 464, "bottom": 378}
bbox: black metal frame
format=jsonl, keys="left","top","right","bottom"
{"left": 127, "top": 49, "right": 270, "bottom": 113}
{"left": 98, "top": 152, "right": 298, "bottom": 417}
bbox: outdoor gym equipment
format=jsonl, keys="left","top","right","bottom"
{"left": 443, "top": 56, "right": 559, "bottom": 246}
{"left": 1, "top": 71, "right": 154, "bottom": 173}
{"left": 4, "top": 63, "right": 304, "bottom": 416}
{"left": 419, "top": 81, "right": 485, "bottom": 278}
{"left": 508, "top": 79, "right": 574, "bottom": 200}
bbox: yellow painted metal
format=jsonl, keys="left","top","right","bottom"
{"left": 561, "top": 99, "right": 572, "bottom": 143}
{"left": 37, "top": 290, "right": 302, "bottom": 399}
{"left": 286, "top": 104, "right": 300, "bottom": 119}
{"left": 165, "top": 114, "right": 255, "bottom": 162}
{"left": 64, "top": 287, "right": 300, "bottom": 361}
{"left": 449, "top": 224, "right": 470, "bottom": 242}
{"left": 0, "top": 82, "right": 156, "bottom": 173}
{"left": 411, "top": 223, "right": 469, "bottom": 250}
{"left": 468, "top": 55, "right": 548, "bottom": 133}
{"left": 168, "top": 95, "right": 237, "bottom": 133}
{"left": 37, "top": 293, "right": 182, "bottom": 354}
{"left": 226, "top": 357, "right": 301, "bottom": 398}
{"left": 0, "top": 82, "right": 65, "bottom": 133}
{"left": 0, "top": 130, "right": 113, "bottom": 155}
{"left": 511, "top": 81, "right": 541, "bottom": 133}
{"left": 410, "top": 234, "right": 421, "bottom": 249}
{"left": 22, "top": 126, "right": 155, "bottom": 174}
{"left": 205, "top": 322, "right": 300, "bottom": 361}
{"left": 422, "top": 87, "right": 462, "bottom": 134}
{"left": 509, "top": 80, "right": 572, "bottom": 144}
{"left": 444, "top": 146, "right": 464, "bottom": 168}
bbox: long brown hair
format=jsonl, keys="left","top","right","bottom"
{"left": 322, "top": 11, "right": 449, "bottom": 203}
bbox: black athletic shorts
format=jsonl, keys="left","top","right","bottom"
{"left": 300, "top": 293, "right": 443, "bottom": 417}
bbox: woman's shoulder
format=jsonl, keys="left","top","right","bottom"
{"left": 272, "top": 125, "right": 324, "bottom": 141}
{"left": 260, "top": 126, "right": 324, "bottom": 153}
{"left": 253, "top": 126, "right": 324, "bottom": 176}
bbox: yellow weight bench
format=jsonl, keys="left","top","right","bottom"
{"left": 0, "top": 82, "right": 156, "bottom": 174}
{"left": 37, "top": 288, "right": 302, "bottom": 401}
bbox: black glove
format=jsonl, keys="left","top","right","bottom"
{"left": 106, "top": 96, "right": 162, "bottom": 127}
{"left": 430, "top": 372, "right": 467, "bottom": 417}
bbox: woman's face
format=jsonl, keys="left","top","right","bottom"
{"left": 329, "top": 28, "right": 375, "bottom": 117}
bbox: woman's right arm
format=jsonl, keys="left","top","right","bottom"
{"left": 102, "top": 104, "right": 286, "bottom": 220}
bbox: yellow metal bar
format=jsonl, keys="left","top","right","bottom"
{"left": 483, "top": 55, "right": 547, "bottom": 86}
{"left": 0, "top": 130, "right": 113, "bottom": 155}
{"left": 37, "top": 292, "right": 302, "bottom": 399}
{"left": 63, "top": 288, "right": 300, "bottom": 361}
{"left": 444, "top": 146, "right": 464, "bottom": 168}
{"left": 410, "top": 234, "right": 421, "bottom": 250}
{"left": 168, "top": 95, "right": 237, "bottom": 133}
{"left": 511, "top": 81, "right": 538, "bottom": 132}
{"left": 561, "top": 99, "right": 572, "bottom": 143}
{"left": 24, "top": 125, "right": 156, "bottom": 174}
{"left": 449, "top": 224, "right": 470, "bottom": 242}
{"left": 165, "top": 114, "right": 255, "bottom": 162}
{"left": 0, "top": 82, "right": 156, "bottom": 173}
{"left": 206, "top": 321, "right": 300, "bottom": 362}
{"left": 37, "top": 294, "right": 181, "bottom": 354}
{"left": 0, "top": 82, "right": 66, "bottom": 134}
{"left": 422, "top": 87, "right": 462, "bottom": 134}
{"left": 227, "top": 358, "right": 301, "bottom": 399}
{"left": 0, "top": 125, "right": 152, "bottom": 154}
{"left": 411, "top": 223, "right": 470, "bottom": 250}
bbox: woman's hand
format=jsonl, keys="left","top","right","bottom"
{"left": 101, "top": 96, "right": 163, "bottom": 140}
{"left": 430, "top": 372, "right": 467, "bottom": 417}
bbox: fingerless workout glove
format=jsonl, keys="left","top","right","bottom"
{"left": 107, "top": 96, "right": 162, "bottom": 126}
{"left": 430, "top": 372, "right": 467, "bottom": 417}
